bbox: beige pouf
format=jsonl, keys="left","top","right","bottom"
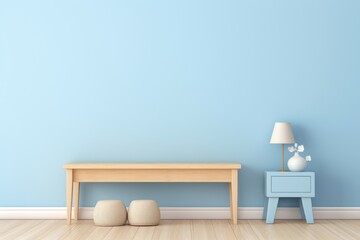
{"left": 93, "top": 200, "right": 127, "bottom": 226}
{"left": 128, "top": 200, "right": 160, "bottom": 226}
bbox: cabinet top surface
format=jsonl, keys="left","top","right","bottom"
{"left": 64, "top": 162, "right": 241, "bottom": 170}
{"left": 265, "top": 171, "right": 314, "bottom": 176}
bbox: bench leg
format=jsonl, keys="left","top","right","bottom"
{"left": 73, "top": 182, "right": 80, "bottom": 221}
{"left": 229, "top": 170, "right": 238, "bottom": 224}
{"left": 66, "top": 170, "right": 73, "bottom": 224}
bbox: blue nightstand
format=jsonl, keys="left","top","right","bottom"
{"left": 263, "top": 171, "right": 315, "bottom": 224}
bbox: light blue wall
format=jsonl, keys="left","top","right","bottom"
{"left": 1, "top": 0, "right": 360, "bottom": 208}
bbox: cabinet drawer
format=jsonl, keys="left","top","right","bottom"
{"left": 265, "top": 172, "right": 315, "bottom": 197}
{"left": 271, "top": 176, "right": 311, "bottom": 193}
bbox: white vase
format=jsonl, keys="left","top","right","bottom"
{"left": 287, "top": 152, "right": 307, "bottom": 172}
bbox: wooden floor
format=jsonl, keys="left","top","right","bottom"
{"left": 0, "top": 219, "right": 359, "bottom": 240}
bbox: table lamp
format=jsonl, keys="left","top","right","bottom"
{"left": 270, "top": 122, "right": 295, "bottom": 171}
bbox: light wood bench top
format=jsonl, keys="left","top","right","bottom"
{"left": 64, "top": 162, "right": 241, "bottom": 170}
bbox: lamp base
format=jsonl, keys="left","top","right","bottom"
{"left": 277, "top": 169, "right": 289, "bottom": 172}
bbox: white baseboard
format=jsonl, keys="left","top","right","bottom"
{"left": 0, "top": 207, "right": 359, "bottom": 220}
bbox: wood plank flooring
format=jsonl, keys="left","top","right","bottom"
{"left": 0, "top": 219, "right": 359, "bottom": 240}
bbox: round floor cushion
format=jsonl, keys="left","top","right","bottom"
{"left": 128, "top": 200, "right": 160, "bottom": 226}
{"left": 93, "top": 200, "right": 127, "bottom": 226}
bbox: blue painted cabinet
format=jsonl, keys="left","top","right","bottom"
{"left": 263, "top": 171, "right": 315, "bottom": 224}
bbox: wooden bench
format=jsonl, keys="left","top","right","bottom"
{"left": 64, "top": 163, "right": 241, "bottom": 224}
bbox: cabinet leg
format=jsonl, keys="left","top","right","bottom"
{"left": 266, "top": 197, "right": 279, "bottom": 224}
{"left": 301, "top": 198, "right": 314, "bottom": 224}
{"left": 263, "top": 198, "right": 269, "bottom": 220}
{"left": 298, "top": 198, "right": 305, "bottom": 220}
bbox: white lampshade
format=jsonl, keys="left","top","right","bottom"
{"left": 270, "top": 122, "right": 295, "bottom": 144}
